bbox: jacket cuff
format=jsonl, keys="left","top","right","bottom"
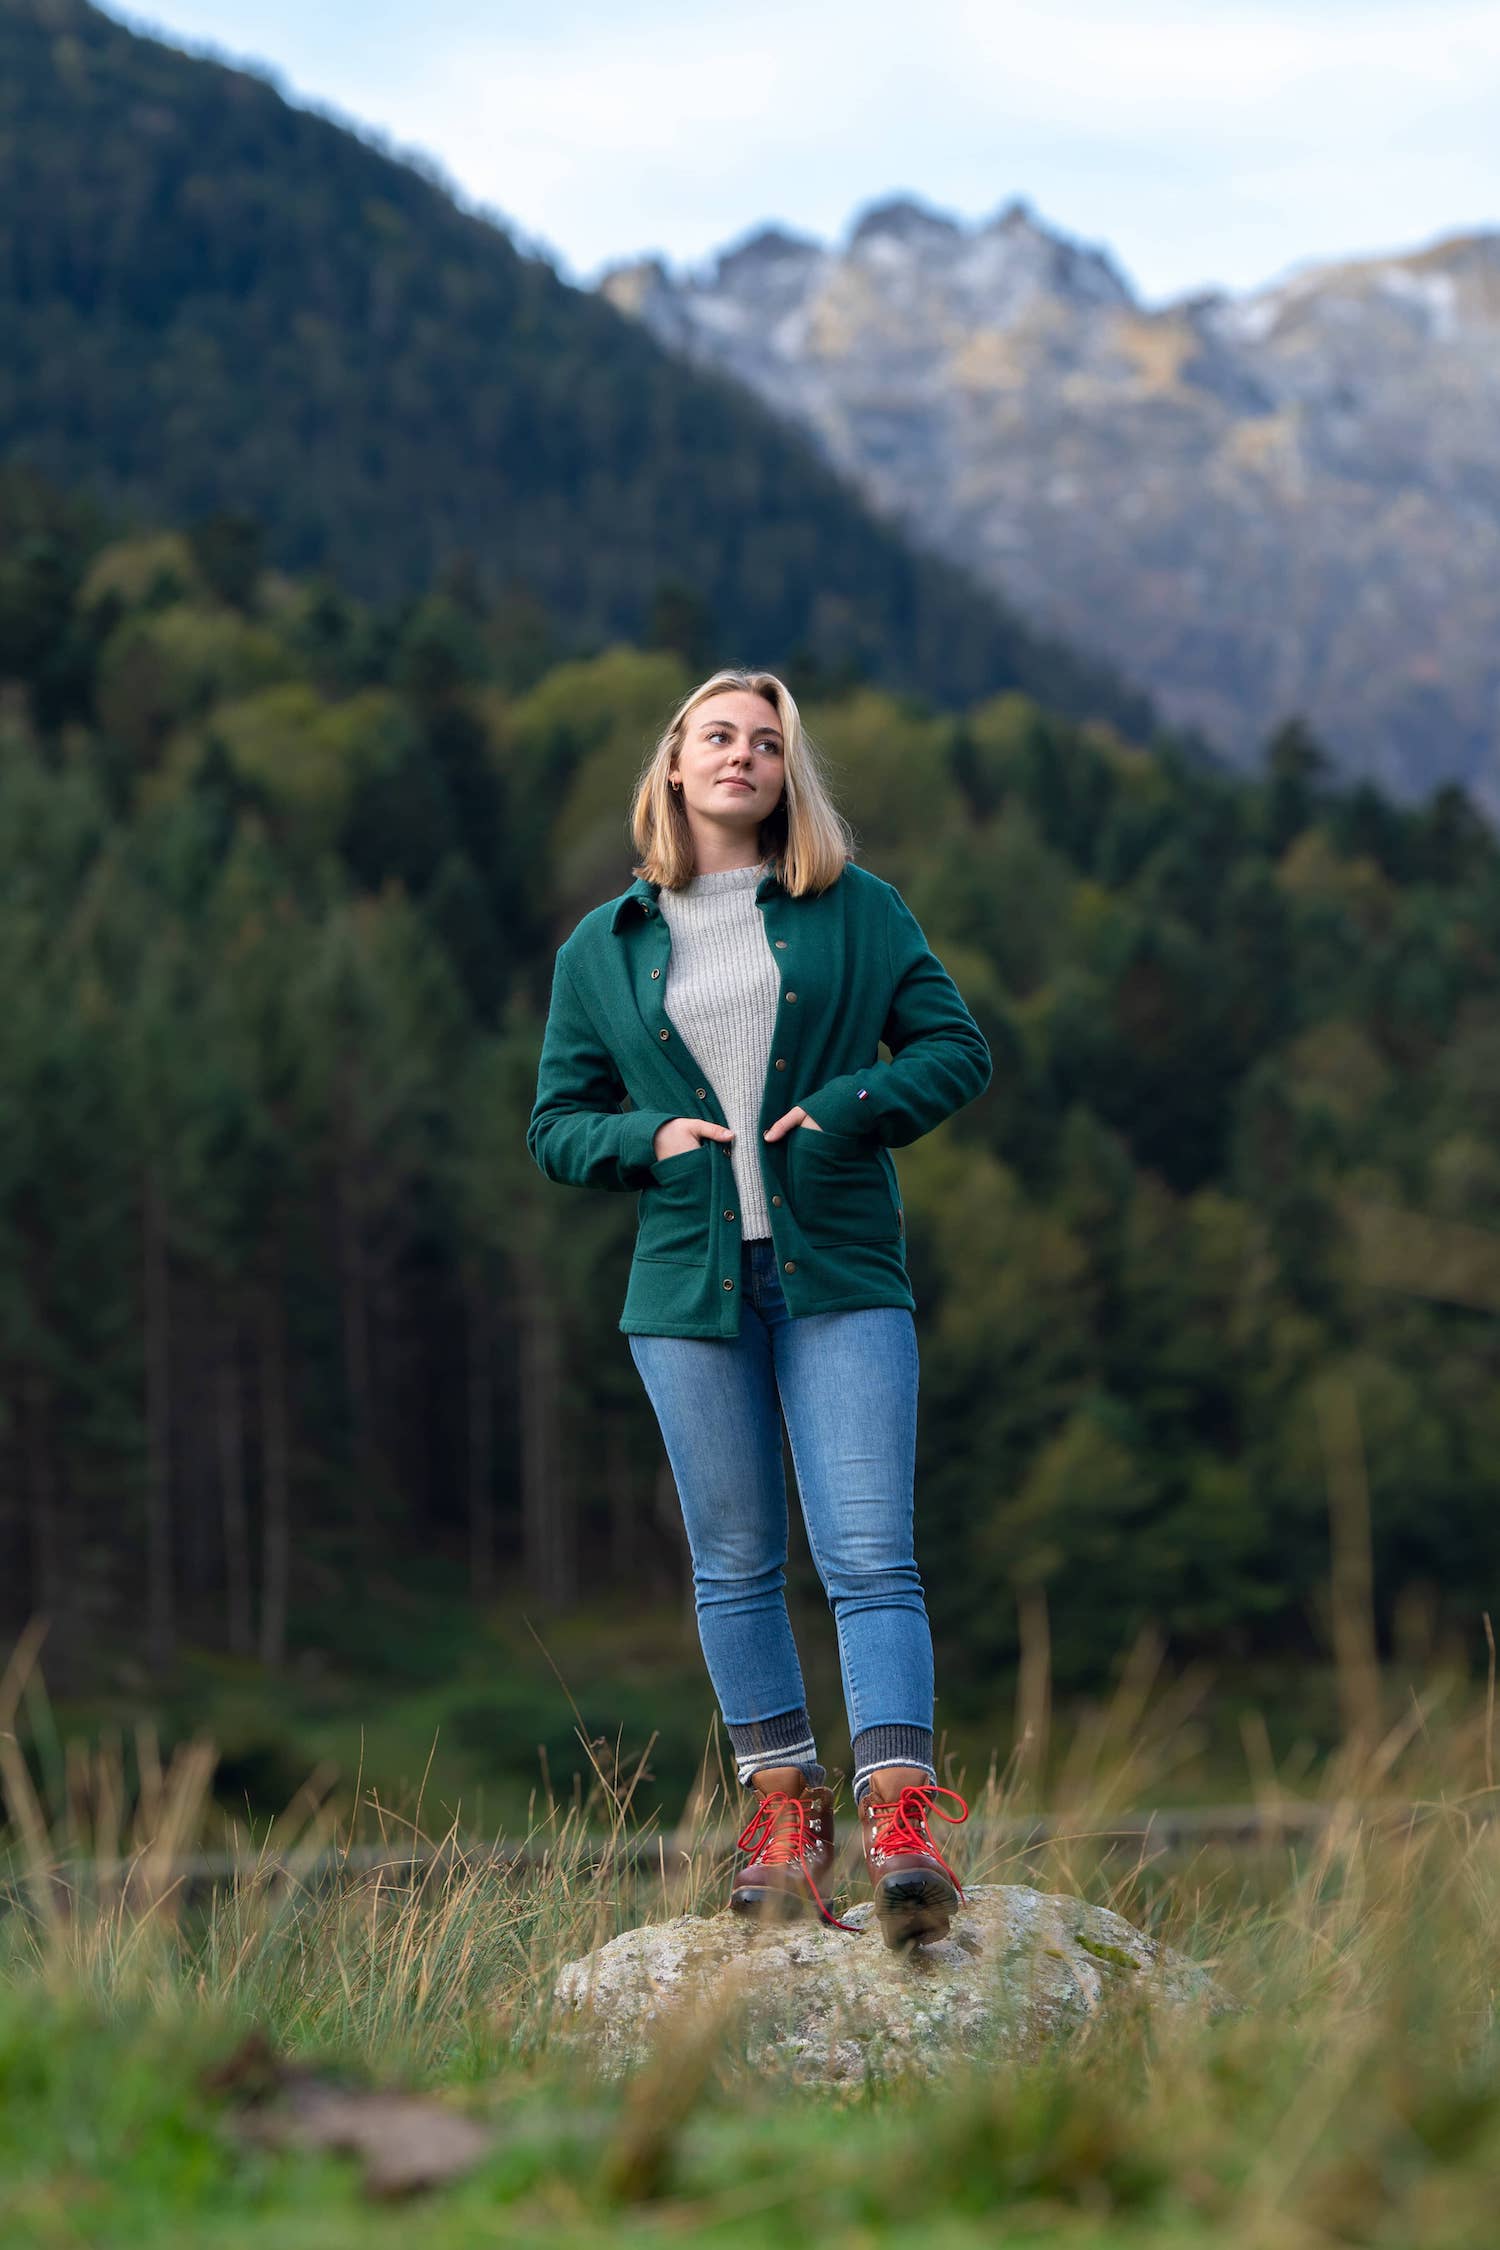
{"left": 619, "top": 1108, "right": 679, "bottom": 1179}
{"left": 799, "top": 1071, "right": 886, "bottom": 1138}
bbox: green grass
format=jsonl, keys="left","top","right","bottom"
{"left": 4, "top": 1624, "right": 1500, "bottom": 2246}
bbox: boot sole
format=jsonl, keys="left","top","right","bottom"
{"left": 873, "top": 1870, "right": 959, "bottom": 1949}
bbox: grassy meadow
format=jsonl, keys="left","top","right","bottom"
{"left": 3, "top": 1616, "right": 1499, "bottom": 2248}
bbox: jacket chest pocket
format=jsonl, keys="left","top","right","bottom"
{"left": 788, "top": 1127, "right": 900, "bottom": 1246}
{"left": 636, "top": 1143, "right": 712, "bottom": 1264}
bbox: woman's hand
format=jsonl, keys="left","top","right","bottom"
{"left": 651, "top": 1109, "right": 824, "bottom": 1159}
{"left": 652, "top": 1119, "right": 735, "bottom": 1160}
{"left": 762, "top": 1107, "right": 823, "bottom": 1140}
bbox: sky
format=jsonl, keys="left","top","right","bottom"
{"left": 106, "top": 0, "right": 1500, "bottom": 306}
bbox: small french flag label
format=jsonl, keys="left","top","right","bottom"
{"left": 856, "top": 1088, "right": 868, "bottom": 1099}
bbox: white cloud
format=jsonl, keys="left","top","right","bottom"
{"left": 951, "top": 0, "right": 1500, "bottom": 111}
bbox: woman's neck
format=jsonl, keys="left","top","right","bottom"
{"left": 689, "top": 849, "right": 767, "bottom": 875}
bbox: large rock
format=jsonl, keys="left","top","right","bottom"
{"left": 551, "top": 1883, "right": 1231, "bottom": 2084}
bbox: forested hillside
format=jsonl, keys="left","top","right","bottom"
{"left": 0, "top": 0, "right": 1149, "bottom": 730}
{"left": 4, "top": 465, "right": 1499, "bottom": 1755}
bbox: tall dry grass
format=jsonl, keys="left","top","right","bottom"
{"left": 4, "top": 1595, "right": 1500, "bottom": 2239}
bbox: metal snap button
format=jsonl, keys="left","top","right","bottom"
{"left": 659, "top": 1028, "right": 670, "bottom": 1041}
{"left": 723, "top": 1278, "right": 734, "bottom": 1291}
{"left": 695, "top": 1087, "right": 707, "bottom": 1099}
{"left": 723, "top": 1210, "right": 735, "bottom": 1221}
{"left": 650, "top": 968, "right": 660, "bottom": 978}
{"left": 783, "top": 1261, "right": 796, "bottom": 1274}
{"left": 774, "top": 1057, "right": 786, "bottom": 1069}
{"left": 771, "top": 1194, "right": 781, "bottom": 1207}
{"left": 774, "top": 939, "right": 787, "bottom": 949}
{"left": 786, "top": 992, "right": 797, "bottom": 1002}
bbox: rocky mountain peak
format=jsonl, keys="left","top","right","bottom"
{"left": 596, "top": 196, "right": 1500, "bottom": 813}
{"left": 712, "top": 223, "right": 823, "bottom": 292}
{"left": 975, "top": 196, "right": 1136, "bottom": 310}
{"left": 846, "top": 194, "right": 963, "bottom": 256}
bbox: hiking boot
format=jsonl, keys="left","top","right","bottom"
{"left": 859, "top": 1781, "right": 969, "bottom": 1949}
{"left": 730, "top": 1785, "right": 858, "bottom": 1931}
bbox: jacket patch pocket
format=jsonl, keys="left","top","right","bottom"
{"left": 791, "top": 1126, "right": 900, "bottom": 1246}
{"left": 637, "top": 1143, "right": 712, "bottom": 1265}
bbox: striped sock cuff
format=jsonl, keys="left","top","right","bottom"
{"left": 851, "top": 1723, "right": 936, "bottom": 1803}
{"left": 727, "top": 1707, "right": 826, "bottom": 1792}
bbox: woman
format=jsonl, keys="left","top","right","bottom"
{"left": 526, "top": 668, "right": 991, "bottom": 1947}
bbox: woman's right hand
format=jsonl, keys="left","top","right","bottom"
{"left": 652, "top": 1119, "right": 734, "bottom": 1161}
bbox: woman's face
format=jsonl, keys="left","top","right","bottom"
{"left": 672, "top": 690, "right": 785, "bottom": 837}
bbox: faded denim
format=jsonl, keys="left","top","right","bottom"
{"left": 628, "top": 1236, "right": 935, "bottom": 1795}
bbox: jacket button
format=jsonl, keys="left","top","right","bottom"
{"left": 695, "top": 1087, "right": 707, "bottom": 1099}
{"left": 771, "top": 1194, "right": 781, "bottom": 1207}
{"left": 774, "top": 1057, "right": 786, "bottom": 1070}
{"left": 650, "top": 968, "right": 660, "bottom": 979}
{"left": 786, "top": 992, "right": 797, "bottom": 1003}
{"left": 774, "top": 939, "right": 787, "bottom": 949}
{"left": 723, "top": 1210, "right": 735, "bottom": 1221}
{"left": 783, "top": 1260, "right": 796, "bottom": 1274}
{"left": 659, "top": 1028, "right": 670, "bottom": 1041}
{"left": 723, "top": 1278, "right": 734, "bottom": 1291}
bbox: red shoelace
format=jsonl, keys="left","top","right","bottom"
{"left": 735, "top": 1791, "right": 861, "bottom": 1932}
{"left": 863, "top": 1782, "right": 970, "bottom": 1899}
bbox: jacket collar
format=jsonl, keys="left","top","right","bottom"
{"left": 608, "top": 862, "right": 784, "bottom": 934}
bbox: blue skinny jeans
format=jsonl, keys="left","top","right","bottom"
{"left": 628, "top": 1235, "right": 936, "bottom": 1802}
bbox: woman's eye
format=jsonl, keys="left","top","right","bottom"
{"left": 702, "top": 728, "right": 778, "bottom": 750}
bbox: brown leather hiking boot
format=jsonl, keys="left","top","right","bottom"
{"left": 859, "top": 1781, "right": 970, "bottom": 1949}
{"left": 730, "top": 1785, "right": 858, "bottom": 1930}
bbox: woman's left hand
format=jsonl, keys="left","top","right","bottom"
{"left": 762, "top": 1107, "right": 823, "bottom": 1140}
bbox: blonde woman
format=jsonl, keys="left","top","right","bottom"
{"left": 527, "top": 669, "right": 991, "bottom": 1945}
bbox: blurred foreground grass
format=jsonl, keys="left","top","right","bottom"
{"left": 3, "top": 1618, "right": 1500, "bottom": 2246}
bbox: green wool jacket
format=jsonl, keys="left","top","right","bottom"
{"left": 526, "top": 859, "right": 992, "bottom": 1337}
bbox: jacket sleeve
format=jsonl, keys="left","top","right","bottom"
{"left": 527, "top": 948, "right": 680, "bottom": 1189}
{"left": 799, "top": 886, "right": 992, "bottom": 1146}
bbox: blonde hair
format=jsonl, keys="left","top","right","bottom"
{"left": 629, "top": 668, "right": 856, "bottom": 896}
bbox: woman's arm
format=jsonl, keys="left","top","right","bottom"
{"left": 527, "top": 949, "right": 680, "bottom": 1189}
{"left": 798, "top": 886, "right": 992, "bottom": 1146}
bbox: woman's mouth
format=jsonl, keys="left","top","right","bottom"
{"left": 718, "top": 779, "right": 753, "bottom": 791}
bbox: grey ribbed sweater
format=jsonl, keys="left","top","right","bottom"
{"left": 658, "top": 858, "right": 778, "bottom": 1239}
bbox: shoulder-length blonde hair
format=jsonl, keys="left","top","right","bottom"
{"left": 629, "top": 668, "right": 856, "bottom": 896}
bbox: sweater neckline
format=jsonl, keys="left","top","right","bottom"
{"left": 672, "top": 859, "right": 769, "bottom": 895}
